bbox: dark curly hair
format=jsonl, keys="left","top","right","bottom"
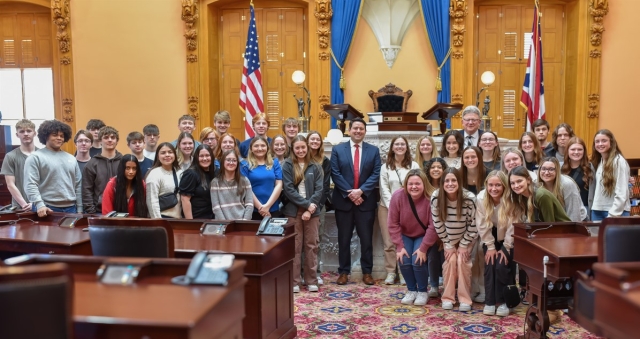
{"left": 37, "top": 120, "right": 72, "bottom": 145}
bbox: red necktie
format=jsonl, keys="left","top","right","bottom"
{"left": 353, "top": 144, "right": 360, "bottom": 189}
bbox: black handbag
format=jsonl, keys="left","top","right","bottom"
{"left": 503, "top": 285, "right": 521, "bottom": 308}
{"left": 158, "top": 169, "right": 179, "bottom": 211}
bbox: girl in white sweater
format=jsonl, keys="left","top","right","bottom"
{"left": 146, "top": 142, "right": 183, "bottom": 218}
{"left": 379, "top": 136, "right": 420, "bottom": 285}
{"left": 590, "top": 129, "right": 631, "bottom": 220}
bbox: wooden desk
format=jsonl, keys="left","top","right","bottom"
{"left": 6, "top": 254, "right": 247, "bottom": 339}
{"left": 90, "top": 218, "right": 298, "bottom": 339}
{"left": 513, "top": 222, "right": 599, "bottom": 339}
{"left": 0, "top": 212, "right": 92, "bottom": 255}
{"left": 590, "top": 262, "right": 640, "bottom": 339}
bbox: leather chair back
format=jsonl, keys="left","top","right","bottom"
{"left": 0, "top": 263, "right": 73, "bottom": 339}
{"left": 601, "top": 224, "right": 640, "bottom": 263}
{"left": 88, "top": 218, "right": 174, "bottom": 258}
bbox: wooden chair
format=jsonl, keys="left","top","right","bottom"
{"left": 88, "top": 218, "right": 175, "bottom": 258}
{"left": 0, "top": 263, "right": 73, "bottom": 339}
{"left": 368, "top": 83, "right": 412, "bottom": 112}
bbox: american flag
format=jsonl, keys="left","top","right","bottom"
{"left": 239, "top": 2, "right": 263, "bottom": 139}
{"left": 520, "top": 2, "right": 545, "bottom": 132}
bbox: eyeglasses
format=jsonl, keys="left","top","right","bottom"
{"left": 225, "top": 159, "right": 238, "bottom": 163}
{"left": 463, "top": 119, "right": 480, "bottom": 123}
{"left": 480, "top": 138, "right": 495, "bottom": 143}
{"left": 540, "top": 167, "right": 556, "bottom": 173}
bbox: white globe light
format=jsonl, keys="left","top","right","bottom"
{"left": 481, "top": 71, "right": 495, "bottom": 86}
{"left": 292, "top": 70, "right": 306, "bottom": 85}
{"left": 326, "top": 129, "right": 344, "bottom": 145}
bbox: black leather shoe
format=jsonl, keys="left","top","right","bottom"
{"left": 337, "top": 273, "right": 349, "bottom": 285}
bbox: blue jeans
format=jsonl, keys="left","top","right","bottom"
{"left": 32, "top": 204, "right": 76, "bottom": 213}
{"left": 399, "top": 234, "right": 440, "bottom": 292}
{"left": 591, "top": 210, "right": 630, "bottom": 222}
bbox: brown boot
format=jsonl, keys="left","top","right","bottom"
{"left": 337, "top": 273, "right": 349, "bottom": 285}
{"left": 362, "top": 274, "right": 375, "bottom": 285}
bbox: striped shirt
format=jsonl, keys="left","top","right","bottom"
{"left": 210, "top": 176, "right": 254, "bottom": 220}
{"left": 430, "top": 190, "right": 478, "bottom": 250}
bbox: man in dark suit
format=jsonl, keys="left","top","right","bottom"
{"left": 330, "top": 118, "right": 381, "bottom": 285}
{"left": 458, "top": 105, "right": 484, "bottom": 147}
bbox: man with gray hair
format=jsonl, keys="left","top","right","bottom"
{"left": 458, "top": 105, "right": 484, "bottom": 147}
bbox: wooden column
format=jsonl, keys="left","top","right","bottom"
{"left": 449, "top": 0, "right": 470, "bottom": 130}
{"left": 182, "top": 0, "right": 201, "bottom": 129}
{"left": 312, "top": 0, "right": 332, "bottom": 137}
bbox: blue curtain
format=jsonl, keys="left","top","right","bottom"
{"left": 420, "top": 0, "right": 451, "bottom": 127}
{"left": 330, "top": 0, "right": 362, "bottom": 128}
{"left": 420, "top": 0, "right": 451, "bottom": 103}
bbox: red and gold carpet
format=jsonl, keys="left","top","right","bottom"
{"left": 293, "top": 272, "right": 600, "bottom": 338}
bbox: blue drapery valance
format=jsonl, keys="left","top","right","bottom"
{"left": 330, "top": 0, "right": 362, "bottom": 128}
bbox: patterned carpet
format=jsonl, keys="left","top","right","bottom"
{"left": 293, "top": 272, "right": 601, "bottom": 338}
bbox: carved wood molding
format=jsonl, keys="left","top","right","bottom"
{"left": 452, "top": 50, "right": 463, "bottom": 59}
{"left": 51, "top": 0, "right": 75, "bottom": 125}
{"left": 62, "top": 98, "right": 73, "bottom": 122}
{"left": 188, "top": 96, "right": 199, "bottom": 120}
{"left": 588, "top": 0, "right": 608, "bottom": 47}
{"left": 587, "top": 0, "right": 607, "bottom": 122}
{"left": 318, "top": 95, "right": 330, "bottom": 119}
{"left": 315, "top": 0, "right": 332, "bottom": 50}
{"left": 52, "top": 0, "right": 70, "bottom": 54}
{"left": 182, "top": 0, "right": 199, "bottom": 120}
{"left": 449, "top": 0, "right": 467, "bottom": 49}
{"left": 587, "top": 93, "right": 600, "bottom": 118}
{"left": 315, "top": 0, "right": 332, "bottom": 130}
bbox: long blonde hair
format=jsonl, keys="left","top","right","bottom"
{"left": 306, "top": 130, "right": 324, "bottom": 164}
{"left": 590, "top": 129, "right": 625, "bottom": 197}
{"left": 537, "top": 157, "right": 564, "bottom": 207}
{"left": 246, "top": 136, "right": 274, "bottom": 170}
{"left": 415, "top": 136, "right": 439, "bottom": 165}
{"left": 290, "top": 135, "right": 310, "bottom": 185}
{"left": 482, "top": 171, "right": 511, "bottom": 232}
{"left": 519, "top": 131, "right": 542, "bottom": 165}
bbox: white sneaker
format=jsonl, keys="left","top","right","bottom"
{"left": 496, "top": 303, "right": 510, "bottom": 317}
{"left": 308, "top": 284, "right": 319, "bottom": 292}
{"left": 473, "top": 294, "right": 486, "bottom": 303}
{"left": 399, "top": 273, "right": 406, "bottom": 285}
{"left": 483, "top": 305, "right": 496, "bottom": 315}
{"left": 459, "top": 303, "right": 471, "bottom": 312}
{"left": 293, "top": 285, "right": 300, "bottom": 293}
{"left": 442, "top": 301, "right": 454, "bottom": 310}
{"left": 401, "top": 291, "right": 417, "bottom": 305}
{"left": 428, "top": 286, "right": 439, "bottom": 297}
{"left": 384, "top": 273, "right": 396, "bottom": 285}
{"left": 414, "top": 292, "right": 428, "bottom": 306}
{"left": 317, "top": 277, "right": 324, "bottom": 285}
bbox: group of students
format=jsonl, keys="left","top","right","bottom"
{"left": 0, "top": 111, "right": 330, "bottom": 294}
{"left": 1, "top": 105, "right": 631, "bottom": 311}
{"left": 381, "top": 106, "right": 631, "bottom": 317}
